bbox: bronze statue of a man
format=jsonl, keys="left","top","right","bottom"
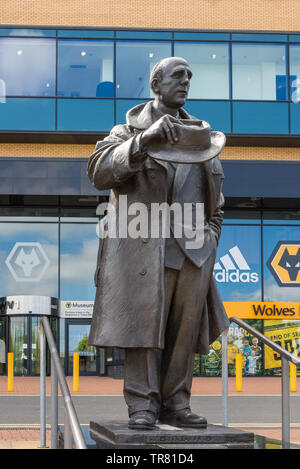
{"left": 87, "top": 57, "right": 229, "bottom": 430}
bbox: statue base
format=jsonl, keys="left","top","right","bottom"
{"left": 90, "top": 420, "right": 254, "bottom": 449}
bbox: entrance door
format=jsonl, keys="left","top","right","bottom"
{"left": 66, "top": 320, "right": 98, "bottom": 376}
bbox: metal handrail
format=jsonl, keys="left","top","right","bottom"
{"left": 222, "top": 317, "right": 300, "bottom": 450}
{"left": 39, "top": 316, "right": 87, "bottom": 449}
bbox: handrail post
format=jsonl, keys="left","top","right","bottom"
{"left": 281, "top": 357, "right": 290, "bottom": 449}
{"left": 64, "top": 409, "right": 73, "bottom": 449}
{"left": 51, "top": 356, "right": 58, "bottom": 449}
{"left": 39, "top": 319, "right": 47, "bottom": 448}
{"left": 222, "top": 329, "right": 228, "bottom": 427}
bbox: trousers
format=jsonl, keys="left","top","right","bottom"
{"left": 123, "top": 254, "right": 215, "bottom": 417}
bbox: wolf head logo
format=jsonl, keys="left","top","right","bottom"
{"left": 278, "top": 247, "right": 300, "bottom": 281}
{"left": 14, "top": 248, "right": 40, "bottom": 277}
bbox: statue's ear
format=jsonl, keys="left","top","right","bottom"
{"left": 151, "top": 78, "right": 160, "bottom": 95}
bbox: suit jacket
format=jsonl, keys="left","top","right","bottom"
{"left": 87, "top": 101, "right": 229, "bottom": 354}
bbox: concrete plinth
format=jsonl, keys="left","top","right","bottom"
{"left": 90, "top": 420, "right": 254, "bottom": 449}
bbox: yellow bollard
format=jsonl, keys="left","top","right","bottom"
{"left": 7, "top": 353, "right": 14, "bottom": 392}
{"left": 290, "top": 362, "right": 297, "bottom": 392}
{"left": 235, "top": 353, "right": 243, "bottom": 392}
{"left": 73, "top": 353, "right": 79, "bottom": 393}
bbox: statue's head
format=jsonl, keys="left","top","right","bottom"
{"left": 150, "top": 57, "right": 192, "bottom": 110}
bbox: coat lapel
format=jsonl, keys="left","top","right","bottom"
{"left": 172, "top": 163, "right": 192, "bottom": 200}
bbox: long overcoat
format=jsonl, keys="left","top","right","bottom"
{"left": 87, "top": 102, "right": 229, "bottom": 355}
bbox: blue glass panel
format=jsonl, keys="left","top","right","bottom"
{"left": 57, "top": 39, "right": 114, "bottom": 98}
{"left": 183, "top": 101, "right": 231, "bottom": 133}
{"left": 174, "top": 42, "right": 229, "bottom": 99}
{"left": 57, "top": 29, "right": 114, "bottom": 38}
{"left": 0, "top": 98, "right": 55, "bottom": 130}
{"left": 290, "top": 103, "right": 300, "bottom": 134}
{"left": 290, "top": 35, "right": 300, "bottom": 43}
{"left": 116, "top": 41, "right": 172, "bottom": 98}
{"left": 232, "top": 43, "right": 287, "bottom": 100}
{"left": 232, "top": 33, "right": 287, "bottom": 42}
{"left": 264, "top": 219, "right": 300, "bottom": 225}
{"left": 224, "top": 219, "right": 260, "bottom": 225}
{"left": 0, "top": 222, "right": 58, "bottom": 297}
{"left": 0, "top": 29, "right": 56, "bottom": 37}
{"left": 174, "top": 32, "right": 230, "bottom": 41}
{"left": 214, "top": 225, "right": 262, "bottom": 301}
{"left": 116, "top": 30, "right": 172, "bottom": 39}
{"left": 116, "top": 99, "right": 150, "bottom": 124}
{"left": 289, "top": 46, "right": 300, "bottom": 102}
{"left": 60, "top": 223, "right": 98, "bottom": 300}
{"left": 57, "top": 99, "right": 114, "bottom": 131}
{"left": 233, "top": 102, "right": 289, "bottom": 134}
{"left": 0, "top": 37, "right": 56, "bottom": 96}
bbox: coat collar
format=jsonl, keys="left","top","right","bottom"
{"left": 126, "top": 101, "right": 192, "bottom": 130}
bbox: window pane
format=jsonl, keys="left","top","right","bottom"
{"left": 263, "top": 210, "right": 300, "bottom": 224}
{"left": 174, "top": 42, "right": 229, "bottom": 99}
{"left": 232, "top": 101, "right": 289, "bottom": 134}
{"left": 0, "top": 223, "right": 58, "bottom": 297}
{"left": 60, "top": 223, "right": 98, "bottom": 301}
{"left": 0, "top": 38, "right": 56, "bottom": 96}
{"left": 290, "top": 46, "right": 300, "bottom": 102}
{"left": 0, "top": 98, "right": 55, "bottom": 131}
{"left": 57, "top": 98, "right": 114, "bottom": 131}
{"left": 9, "top": 316, "right": 28, "bottom": 376}
{"left": 58, "top": 39, "right": 114, "bottom": 97}
{"left": 291, "top": 103, "right": 300, "bottom": 134}
{"left": 116, "top": 41, "right": 172, "bottom": 98}
{"left": 232, "top": 44, "right": 287, "bottom": 100}
{"left": 214, "top": 225, "right": 262, "bottom": 301}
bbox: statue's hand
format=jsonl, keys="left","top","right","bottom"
{"left": 140, "top": 114, "right": 179, "bottom": 147}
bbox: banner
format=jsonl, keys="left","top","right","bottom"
{"left": 264, "top": 320, "right": 300, "bottom": 374}
{"left": 224, "top": 302, "right": 300, "bottom": 320}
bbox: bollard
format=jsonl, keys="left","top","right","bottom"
{"left": 235, "top": 353, "right": 243, "bottom": 392}
{"left": 290, "top": 362, "right": 297, "bottom": 392}
{"left": 7, "top": 353, "right": 14, "bottom": 392}
{"left": 73, "top": 353, "right": 79, "bottom": 393}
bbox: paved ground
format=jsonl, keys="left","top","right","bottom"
{"left": 0, "top": 376, "right": 300, "bottom": 449}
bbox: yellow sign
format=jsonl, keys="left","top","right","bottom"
{"left": 224, "top": 302, "right": 300, "bottom": 319}
{"left": 264, "top": 322, "right": 300, "bottom": 370}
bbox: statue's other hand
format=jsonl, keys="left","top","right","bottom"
{"left": 140, "top": 114, "right": 179, "bottom": 147}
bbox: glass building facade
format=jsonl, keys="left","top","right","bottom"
{"left": 0, "top": 28, "right": 300, "bottom": 135}
{"left": 0, "top": 27, "right": 299, "bottom": 377}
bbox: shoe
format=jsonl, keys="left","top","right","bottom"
{"left": 128, "top": 411, "right": 156, "bottom": 430}
{"left": 159, "top": 408, "right": 207, "bottom": 428}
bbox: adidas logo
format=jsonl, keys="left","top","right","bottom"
{"left": 214, "top": 245, "right": 259, "bottom": 283}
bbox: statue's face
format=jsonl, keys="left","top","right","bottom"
{"left": 154, "top": 58, "right": 192, "bottom": 109}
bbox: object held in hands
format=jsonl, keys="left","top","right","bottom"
{"left": 147, "top": 119, "right": 226, "bottom": 164}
